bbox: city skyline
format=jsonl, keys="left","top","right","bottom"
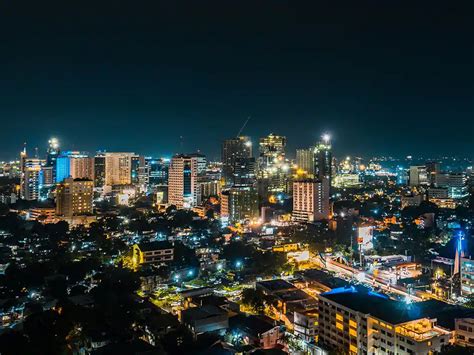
{"left": 1, "top": 2, "right": 472, "bottom": 159}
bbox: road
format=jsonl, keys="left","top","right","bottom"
{"left": 312, "top": 255, "right": 444, "bottom": 302}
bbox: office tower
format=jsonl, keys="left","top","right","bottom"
{"left": 94, "top": 153, "right": 106, "bottom": 187}
{"left": 435, "top": 173, "right": 468, "bottom": 199}
{"left": 188, "top": 152, "right": 207, "bottom": 175}
{"left": 233, "top": 157, "right": 256, "bottom": 185}
{"left": 56, "top": 178, "right": 94, "bottom": 217}
{"left": 104, "top": 152, "right": 134, "bottom": 186}
{"left": 20, "top": 148, "right": 43, "bottom": 201}
{"left": 222, "top": 136, "right": 252, "bottom": 187}
{"left": 139, "top": 157, "right": 170, "bottom": 193}
{"left": 257, "top": 134, "right": 289, "bottom": 195}
{"left": 41, "top": 166, "right": 54, "bottom": 186}
{"left": 148, "top": 158, "right": 169, "bottom": 186}
{"left": 168, "top": 154, "right": 200, "bottom": 209}
{"left": 409, "top": 165, "right": 429, "bottom": 186}
{"left": 426, "top": 161, "right": 440, "bottom": 184}
{"left": 220, "top": 186, "right": 259, "bottom": 223}
{"left": 55, "top": 151, "right": 94, "bottom": 183}
{"left": 314, "top": 134, "right": 332, "bottom": 187}
{"left": 45, "top": 138, "right": 60, "bottom": 183}
{"left": 292, "top": 178, "right": 330, "bottom": 222}
{"left": 296, "top": 148, "right": 314, "bottom": 175}
{"left": 258, "top": 133, "right": 286, "bottom": 167}
{"left": 131, "top": 154, "right": 144, "bottom": 185}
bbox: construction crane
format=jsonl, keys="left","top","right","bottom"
{"left": 236, "top": 116, "right": 251, "bottom": 137}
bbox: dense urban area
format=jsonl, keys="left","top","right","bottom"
{"left": 0, "top": 135, "right": 473, "bottom": 355}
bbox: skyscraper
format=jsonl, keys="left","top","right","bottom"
{"left": 168, "top": 154, "right": 200, "bottom": 209}
{"left": 20, "top": 148, "right": 44, "bottom": 201}
{"left": 257, "top": 134, "right": 289, "bottom": 195}
{"left": 314, "top": 134, "right": 332, "bottom": 187}
{"left": 221, "top": 136, "right": 252, "bottom": 187}
{"left": 56, "top": 178, "right": 94, "bottom": 217}
{"left": 233, "top": 157, "right": 256, "bottom": 186}
{"left": 45, "top": 138, "right": 60, "bottom": 184}
{"left": 93, "top": 153, "right": 106, "bottom": 188}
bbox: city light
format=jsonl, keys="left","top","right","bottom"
{"left": 322, "top": 133, "right": 331, "bottom": 143}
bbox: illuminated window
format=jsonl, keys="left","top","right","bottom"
{"left": 350, "top": 344, "right": 357, "bottom": 353}
{"left": 336, "top": 313, "right": 343, "bottom": 321}
{"left": 336, "top": 322, "right": 344, "bottom": 331}
{"left": 349, "top": 320, "right": 357, "bottom": 328}
{"left": 350, "top": 328, "right": 357, "bottom": 337}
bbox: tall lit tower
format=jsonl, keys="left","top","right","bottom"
{"left": 168, "top": 154, "right": 200, "bottom": 209}
{"left": 221, "top": 136, "right": 252, "bottom": 187}
{"left": 314, "top": 133, "right": 332, "bottom": 188}
{"left": 454, "top": 231, "right": 465, "bottom": 275}
{"left": 45, "top": 138, "right": 60, "bottom": 184}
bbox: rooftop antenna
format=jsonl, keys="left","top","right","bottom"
{"left": 34, "top": 147, "right": 39, "bottom": 158}
{"left": 236, "top": 116, "right": 251, "bottom": 137}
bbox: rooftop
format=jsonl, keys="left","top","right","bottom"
{"left": 137, "top": 240, "right": 173, "bottom": 252}
{"left": 257, "top": 279, "right": 296, "bottom": 293}
{"left": 181, "top": 304, "right": 226, "bottom": 322}
{"left": 229, "top": 314, "right": 278, "bottom": 337}
{"left": 321, "top": 286, "right": 474, "bottom": 327}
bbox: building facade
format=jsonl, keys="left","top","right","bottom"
{"left": 292, "top": 178, "right": 330, "bottom": 222}
{"left": 168, "top": 154, "right": 201, "bottom": 209}
{"left": 56, "top": 178, "right": 94, "bottom": 217}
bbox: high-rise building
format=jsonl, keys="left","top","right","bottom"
{"left": 45, "top": 138, "right": 60, "bottom": 184}
{"left": 409, "top": 166, "right": 429, "bottom": 186}
{"left": 168, "top": 154, "right": 200, "bottom": 209}
{"left": 258, "top": 134, "right": 286, "bottom": 168}
{"left": 55, "top": 151, "right": 94, "bottom": 183}
{"left": 426, "top": 161, "right": 440, "bottom": 184}
{"left": 435, "top": 173, "right": 468, "bottom": 199}
{"left": 131, "top": 154, "right": 144, "bottom": 185}
{"left": 314, "top": 134, "right": 332, "bottom": 187}
{"left": 93, "top": 153, "right": 106, "bottom": 188}
{"left": 148, "top": 158, "right": 169, "bottom": 186}
{"left": 220, "top": 186, "right": 259, "bottom": 223}
{"left": 188, "top": 152, "right": 207, "bottom": 175}
{"left": 104, "top": 152, "right": 134, "bottom": 186}
{"left": 233, "top": 157, "right": 256, "bottom": 186}
{"left": 20, "top": 148, "right": 44, "bottom": 201}
{"left": 292, "top": 178, "right": 330, "bottom": 222}
{"left": 257, "top": 134, "right": 289, "bottom": 195}
{"left": 222, "top": 136, "right": 252, "bottom": 187}
{"left": 56, "top": 178, "right": 94, "bottom": 217}
{"left": 296, "top": 148, "right": 314, "bottom": 175}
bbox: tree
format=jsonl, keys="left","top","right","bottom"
{"left": 0, "top": 331, "right": 30, "bottom": 355}
{"left": 241, "top": 288, "right": 266, "bottom": 314}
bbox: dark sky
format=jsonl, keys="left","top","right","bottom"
{"left": 1, "top": 1, "right": 472, "bottom": 160}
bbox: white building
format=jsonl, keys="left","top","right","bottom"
{"left": 168, "top": 154, "right": 201, "bottom": 209}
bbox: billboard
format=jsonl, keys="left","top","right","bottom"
{"left": 358, "top": 226, "right": 374, "bottom": 251}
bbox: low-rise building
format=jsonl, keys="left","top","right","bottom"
{"left": 132, "top": 241, "right": 174, "bottom": 266}
{"left": 180, "top": 304, "right": 229, "bottom": 336}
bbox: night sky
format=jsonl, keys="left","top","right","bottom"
{"left": 1, "top": 1, "right": 472, "bottom": 160}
